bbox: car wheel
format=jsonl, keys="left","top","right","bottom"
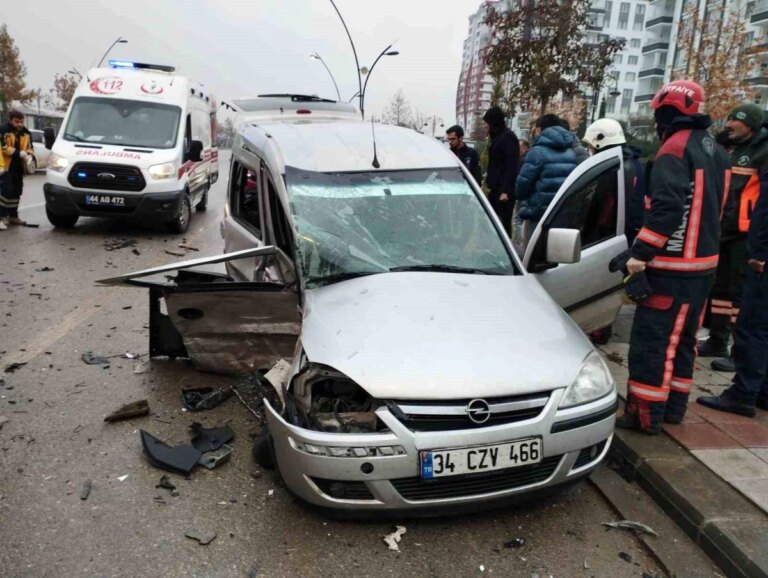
{"left": 30, "top": 157, "right": 38, "bottom": 173}
{"left": 167, "top": 194, "right": 191, "bottom": 234}
{"left": 195, "top": 182, "right": 209, "bottom": 212}
{"left": 252, "top": 429, "right": 275, "bottom": 470}
{"left": 45, "top": 207, "right": 78, "bottom": 228}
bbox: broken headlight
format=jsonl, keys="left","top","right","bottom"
{"left": 293, "top": 442, "right": 406, "bottom": 458}
{"left": 291, "top": 364, "right": 387, "bottom": 433}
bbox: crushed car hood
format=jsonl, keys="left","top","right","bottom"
{"left": 300, "top": 272, "right": 593, "bottom": 400}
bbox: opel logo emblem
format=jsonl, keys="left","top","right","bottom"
{"left": 97, "top": 172, "right": 116, "bottom": 180}
{"left": 466, "top": 399, "right": 491, "bottom": 424}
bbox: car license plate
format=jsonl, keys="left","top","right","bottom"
{"left": 84, "top": 194, "right": 125, "bottom": 206}
{"left": 420, "top": 438, "right": 542, "bottom": 479}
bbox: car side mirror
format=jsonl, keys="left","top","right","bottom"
{"left": 188, "top": 140, "right": 204, "bottom": 162}
{"left": 546, "top": 228, "right": 581, "bottom": 264}
{"left": 43, "top": 128, "right": 56, "bottom": 150}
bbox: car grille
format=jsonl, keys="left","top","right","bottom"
{"left": 573, "top": 440, "right": 608, "bottom": 469}
{"left": 311, "top": 478, "right": 375, "bottom": 500}
{"left": 68, "top": 163, "right": 146, "bottom": 192}
{"left": 391, "top": 455, "right": 561, "bottom": 500}
{"left": 390, "top": 393, "right": 550, "bottom": 432}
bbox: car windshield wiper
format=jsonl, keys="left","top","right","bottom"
{"left": 64, "top": 132, "right": 87, "bottom": 142}
{"left": 309, "top": 271, "right": 382, "bottom": 287}
{"left": 389, "top": 264, "right": 500, "bottom": 275}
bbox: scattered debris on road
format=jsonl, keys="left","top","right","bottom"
{"left": 603, "top": 520, "right": 658, "bottom": 538}
{"left": 198, "top": 445, "right": 233, "bottom": 470}
{"left": 618, "top": 552, "right": 633, "bottom": 563}
{"left": 190, "top": 422, "right": 234, "bottom": 453}
{"left": 383, "top": 526, "right": 407, "bottom": 551}
{"left": 4, "top": 362, "right": 26, "bottom": 373}
{"left": 155, "top": 475, "right": 179, "bottom": 496}
{"left": 81, "top": 351, "right": 109, "bottom": 365}
{"left": 132, "top": 248, "right": 141, "bottom": 256}
{"left": 503, "top": 537, "right": 525, "bottom": 549}
{"left": 164, "top": 250, "right": 185, "bottom": 257}
{"left": 178, "top": 244, "right": 199, "bottom": 252}
{"left": 140, "top": 430, "right": 201, "bottom": 475}
{"left": 35, "top": 266, "right": 54, "bottom": 272}
{"left": 185, "top": 529, "right": 217, "bottom": 545}
{"left": 80, "top": 480, "right": 92, "bottom": 501}
{"left": 181, "top": 386, "right": 234, "bottom": 412}
{"left": 133, "top": 361, "right": 150, "bottom": 375}
{"left": 104, "top": 400, "right": 150, "bottom": 423}
{"left": 117, "top": 475, "right": 129, "bottom": 482}
{"left": 606, "top": 351, "right": 625, "bottom": 364}
{"left": 104, "top": 239, "right": 138, "bottom": 252}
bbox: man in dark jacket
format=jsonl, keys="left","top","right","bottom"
{"left": 446, "top": 125, "right": 481, "bottom": 183}
{"left": 616, "top": 80, "right": 730, "bottom": 434}
{"left": 482, "top": 106, "right": 520, "bottom": 235}
{"left": 701, "top": 104, "right": 768, "bottom": 373}
{"left": 515, "top": 114, "right": 577, "bottom": 237}
{"left": 697, "top": 168, "right": 768, "bottom": 417}
{"left": 0, "top": 110, "right": 33, "bottom": 229}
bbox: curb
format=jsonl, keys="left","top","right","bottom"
{"left": 609, "top": 427, "right": 768, "bottom": 578}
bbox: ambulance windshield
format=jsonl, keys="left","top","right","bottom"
{"left": 63, "top": 97, "right": 181, "bottom": 150}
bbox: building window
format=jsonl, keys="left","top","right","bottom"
{"left": 630, "top": 38, "right": 641, "bottom": 49}
{"left": 605, "top": 1, "right": 613, "bottom": 27}
{"left": 605, "top": 99, "right": 616, "bottom": 114}
{"left": 621, "top": 88, "right": 633, "bottom": 113}
{"left": 614, "top": 54, "right": 623, "bottom": 65}
{"left": 633, "top": 3, "right": 645, "bottom": 31}
{"left": 618, "top": 2, "right": 630, "bottom": 30}
{"left": 625, "top": 71, "right": 636, "bottom": 82}
{"left": 628, "top": 55, "right": 639, "bottom": 65}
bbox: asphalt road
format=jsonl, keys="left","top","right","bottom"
{"left": 0, "top": 155, "right": 714, "bottom": 577}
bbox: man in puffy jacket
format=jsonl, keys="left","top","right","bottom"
{"left": 701, "top": 104, "right": 768, "bottom": 373}
{"left": 482, "top": 106, "right": 520, "bottom": 235}
{"left": 515, "top": 114, "right": 577, "bottom": 239}
{"left": 616, "top": 81, "right": 730, "bottom": 434}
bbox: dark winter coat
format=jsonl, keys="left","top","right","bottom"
{"left": 722, "top": 127, "right": 768, "bottom": 240}
{"left": 484, "top": 128, "right": 520, "bottom": 195}
{"left": 515, "top": 126, "right": 577, "bottom": 221}
{"left": 631, "top": 114, "right": 731, "bottom": 277}
{"left": 452, "top": 143, "right": 482, "bottom": 184}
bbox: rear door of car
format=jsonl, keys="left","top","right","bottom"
{"left": 522, "top": 147, "right": 628, "bottom": 332}
{"left": 98, "top": 247, "right": 301, "bottom": 374}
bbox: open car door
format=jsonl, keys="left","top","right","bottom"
{"left": 98, "top": 247, "right": 301, "bottom": 374}
{"left": 522, "top": 147, "right": 628, "bottom": 333}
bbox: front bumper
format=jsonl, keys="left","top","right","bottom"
{"left": 265, "top": 389, "right": 616, "bottom": 513}
{"left": 43, "top": 183, "right": 184, "bottom": 221}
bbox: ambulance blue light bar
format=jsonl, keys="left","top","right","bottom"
{"left": 108, "top": 60, "right": 176, "bottom": 73}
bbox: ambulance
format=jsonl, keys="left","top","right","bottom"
{"left": 43, "top": 60, "right": 218, "bottom": 233}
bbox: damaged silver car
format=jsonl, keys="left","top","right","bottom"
{"left": 101, "top": 96, "right": 627, "bottom": 514}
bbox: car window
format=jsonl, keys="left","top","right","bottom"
{"left": 31, "top": 132, "right": 43, "bottom": 144}
{"left": 285, "top": 167, "right": 518, "bottom": 287}
{"left": 230, "top": 161, "right": 262, "bottom": 239}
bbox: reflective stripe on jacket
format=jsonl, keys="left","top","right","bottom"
{"left": 0, "top": 123, "right": 33, "bottom": 172}
{"left": 722, "top": 128, "right": 768, "bottom": 238}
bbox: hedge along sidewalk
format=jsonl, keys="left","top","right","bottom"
{"left": 599, "top": 338, "right": 768, "bottom": 578}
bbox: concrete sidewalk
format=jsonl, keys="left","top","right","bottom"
{"left": 601, "top": 305, "right": 768, "bottom": 578}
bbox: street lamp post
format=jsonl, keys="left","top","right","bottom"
{"left": 423, "top": 116, "right": 445, "bottom": 138}
{"left": 96, "top": 36, "right": 128, "bottom": 68}
{"left": 329, "top": 0, "right": 363, "bottom": 116}
{"left": 309, "top": 52, "right": 341, "bottom": 101}
{"left": 590, "top": 74, "right": 621, "bottom": 123}
{"left": 360, "top": 45, "right": 399, "bottom": 119}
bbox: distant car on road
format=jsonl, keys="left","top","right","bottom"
{"left": 29, "top": 129, "right": 51, "bottom": 171}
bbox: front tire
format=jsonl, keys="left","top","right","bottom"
{"left": 45, "top": 207, "right": 78, "bottom": 228}
{"left": 167, "top": 194, "right": 191, "bottom": 234}
{"left": 195, "top": 183, "right": 209, "bottom": 212}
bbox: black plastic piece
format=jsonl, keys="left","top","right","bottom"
{"left": 181, "top": 387, "right": 234, "bottom": 411}
{"left": 190, "top": 422, "right": 234, "bottom": 452}
{"left": 140, "top": 430, "right": 201, "bottom": 475}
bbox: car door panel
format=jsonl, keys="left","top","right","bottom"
{"left": 524, "top": 147, "right": 628, "bottom": 332}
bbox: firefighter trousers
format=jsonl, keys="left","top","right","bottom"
{"left": 708, "top": 238, "right": 748, "bottom": 354}
{"left": 626, "top": 273, "right": 713, "bottom": 431}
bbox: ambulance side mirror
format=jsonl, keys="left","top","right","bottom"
{"left": 43, "top": 128, "right": 56, "bottom": 150}
{"left": 188, "top": 140, "right": 203, "bottom": 162}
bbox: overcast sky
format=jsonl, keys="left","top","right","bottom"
{"left": 4, "top": 0, "right": 479, "bottom": 129}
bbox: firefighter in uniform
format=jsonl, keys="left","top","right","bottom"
{"left": 701, "top": 104, "right": 768, "bottom": 372}
{"left": 616, "top": 81, "right": 731, "bottom": 434}
{"left": 697, "top": 167, "right": 768, "bottom": 416}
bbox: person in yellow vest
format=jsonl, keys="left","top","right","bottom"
{"left": 0, "top": 110, "right": 33, "bottom": 230}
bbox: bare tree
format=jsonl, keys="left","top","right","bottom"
{"left": 673, "top": 0, "right": 763, "bottom": 124}
{"left": 53, "top": 73, "right": 79, "bottom": 111}
{"left": 484, "top": 0, "right": 624, "bottom": 115}
{"left": 382, "top": 89, "right": 413, "bottom": 127}
{"left": 410, "top": 108, "right": 428, "bottom": 132}
{"left": 0, "top": 24, "right": 33, "bottom": 114}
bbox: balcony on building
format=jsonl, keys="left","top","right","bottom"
{"left": 588, "top": 0, "right": 606, "bottom": 13}
{"left": 751, "top": 0, "right": 768, "bottom": 25}
{"left": 642, "top": 35, "right": 671, "bottom": 53}
{"left": 645, "top": 0, "right": 675, "bottom": 28}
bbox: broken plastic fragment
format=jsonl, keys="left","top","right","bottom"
{"left": 198, "top": 445, "right": 233, "bottom": 470}
{"left": 383, "top": 526, "right": 407, "bottom": 551}
{"left": 181, "top": 387, "right": 234, "bottom": 411}
{"left": 190, "top": 422, "right": 235, "bottom": 453}
{"left": 185, "top": 529, "right": 217, "bottom": 545}
{"left": 155, "top": 475, "right": 176, "bottom": 491}
{"left": 104, "top": 399, "right": 150, "bottom": 422}
{"left": 80, "top": 480, "right": 92, "bottom": 501}
{"left": 117, "top": 474, "right": 129, "bottom": 482}
{"left": 140, "top": 430, "right": 201, "bottom": 475}
{"left": 264, "top": 359, "right": 291, "bottom": 409}
{"left": 82, "top": 351, "right": 109, "bottom": 365}
{"left": 602, "top": 520, "right": 658, "bottom": 538}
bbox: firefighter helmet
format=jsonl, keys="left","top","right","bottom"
{"left": 650, "top": 80, "right": 705, "bottom": 115}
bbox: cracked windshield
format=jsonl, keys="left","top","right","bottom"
{"left": 285, "top": 167, "right": 518, "bottom": 287}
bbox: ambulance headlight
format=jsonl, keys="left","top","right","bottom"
{"left": 149, "top": 162, "right": 176, "bottom": 180}
{"left": 48, "top": 153, "right": 69, "bottom": 173}
{"left": 559, "top": 352, "right": 615, "bottom": 408}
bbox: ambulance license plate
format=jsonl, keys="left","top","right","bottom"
{"left": 85, "top": 194, "right": 125, "bottom": 206}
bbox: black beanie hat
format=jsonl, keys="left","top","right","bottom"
{"left": 483, "top": 106, "right": 506, "bottom": 128}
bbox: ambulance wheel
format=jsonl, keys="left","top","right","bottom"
{"left": 167, "top": 194, "right": 191, "bottom": 234}
{"left": 195, "top": 183, "right": 209, "bottom": 212}
{"left": 46, "top": 207, "right": 78, "bottom": 228}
